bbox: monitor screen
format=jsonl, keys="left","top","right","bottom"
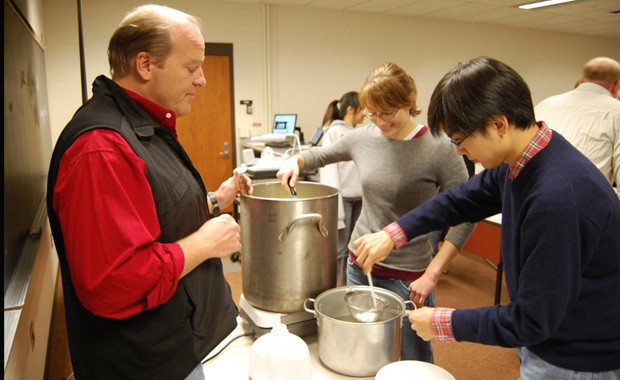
{"left": 272, "top": 114, "right": 297, "bottom": 134}
{"left": 309, "top": 127, "right": 323, "bottom": 146}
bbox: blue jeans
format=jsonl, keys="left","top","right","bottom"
{"left": 337, "top": 199, "right": 362, "bottom": 285}
{"left": 347, "top": 258, "right": 435, "bottom": 363}
{"left": 518, "top": 347, "right": 620, "bottom": 380}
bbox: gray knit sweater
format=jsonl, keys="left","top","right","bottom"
{"left": 302, "top": 124, "right": 475, "bottom": 272}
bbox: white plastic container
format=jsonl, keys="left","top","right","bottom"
{"left": 249, "top": 323, "right": 312, "bottom": 380}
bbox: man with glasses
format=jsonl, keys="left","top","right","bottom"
{"left": 354, "top": 57, "right": 620, "bottom": 379}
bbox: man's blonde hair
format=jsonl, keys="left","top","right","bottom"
{"left": 107, "top": 4, "right": 201, "bottom": 79}
{"left": 581, "top": 57, "right": 620, "bottom": 88}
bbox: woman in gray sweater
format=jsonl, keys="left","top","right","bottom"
{"left": 277, "top": 62, "right": 474, "bottom": 362}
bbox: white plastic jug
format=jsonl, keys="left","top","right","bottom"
{"left": 248, "top": 323, "right": 312, "bottom": 380}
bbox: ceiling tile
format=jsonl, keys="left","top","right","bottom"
{"left": 270, "top": 0, "right": 315, "bottom": 4}
{"left": 347, "top": 0, "right": 420, "bottom": 13}
{"left": 404, "top": 2, "right": 498, "bottom": 19}
{"left": 467, "top": 0, "right": 525, "bottom": 5}
{"left": 307, "top": 0, "right": 369, "bottom": 9}
{"left": 387, "top": 0, "right": 472, "bottom": 16}
{"left": 537, "top": 0, "right": 620, "bottom": 15}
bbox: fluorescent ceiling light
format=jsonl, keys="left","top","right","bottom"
{"left": 519, "top": 0, "right": 577, "bottom": 10}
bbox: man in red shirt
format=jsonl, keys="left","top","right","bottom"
{"left": 47, "top": 5, "right": 251, "bottom": 379}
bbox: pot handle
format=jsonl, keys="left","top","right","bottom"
{"left": 404, "top": 300, "right": 418, "bottom": 311}
{"left": 278, "top": 213, "right": 329, "bottom": 241}
{"left": 303, "top": 298, "right": 317, "bottom": 316}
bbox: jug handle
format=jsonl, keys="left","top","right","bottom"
{"left": 303, "top": 298, "right": 317, "bottom": 316}
{"left": 278, "top": 213, "right": 329, "bottom": 241}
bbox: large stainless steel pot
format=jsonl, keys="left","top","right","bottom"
{"left": 304, "top": 286, "right": 408, "bottom": 377}
{"left": 240, "top": 181, "right": 338, "bottom": 313}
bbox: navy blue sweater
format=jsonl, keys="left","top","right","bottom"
{"left": 396, "top": 132, "right": 620, "bottom": 372}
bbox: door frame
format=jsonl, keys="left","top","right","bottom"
{"left": 205, "top": 43, "right": 240, "bottom": 218}
{"left": 206, "top": 42, "right": 237, "bottom": 169}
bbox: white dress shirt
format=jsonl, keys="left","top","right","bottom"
{"left": 535, "top": 82, "right": 620, "bottom": 198}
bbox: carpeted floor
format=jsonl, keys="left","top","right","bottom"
{"left": 44, "top": 251, "right": 520, "bottom": 380}
{"left": 431, "top": 252, "right": 520, "bottom": 380}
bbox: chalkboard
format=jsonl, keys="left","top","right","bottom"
{"left": 3, "top": 0, "right": 53, "bottom": 295}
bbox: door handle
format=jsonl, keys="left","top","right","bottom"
{"left": 219, "top": 141, "right": 230, "bottom": 158}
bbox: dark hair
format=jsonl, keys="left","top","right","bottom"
{"left": 321, "top": 91, "right": 360, "bottom": 126}
{"left": 428, "top": 57, "right": 536, "bottom": 138}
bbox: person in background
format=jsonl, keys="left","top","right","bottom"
{"left": 46, "top": 5, "right": 252, "bottom": 380}
{"left": 277, "top": 62, "right": 474, "bottom": 362}
{"left": 319, "top": 91, "right": 365, "bottom": 285}
{"left": 354, "top": 57, "right": 620, "bottom": 379}
{"left": 535, "top": 56, "right": 620, "bottom": 197}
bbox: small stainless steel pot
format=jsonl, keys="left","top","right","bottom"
{"left": 304, "top": 286, "right": 413, "bottom": 377}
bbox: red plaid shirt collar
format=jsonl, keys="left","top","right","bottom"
{"left": 508, "top": 122, "right": 552, "bottom": 181}
{"left": 122, "top": 87, "right": 178, "bottom": 138}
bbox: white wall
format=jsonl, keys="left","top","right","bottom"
{"left": 43, "top": 0, "right": 620, "bottom": 160}
{"left": 43, "top": 0, "right": 265, "bottom": 144}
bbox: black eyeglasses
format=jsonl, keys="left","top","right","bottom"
{"left": 449, "top": 132, "right": 473, "bottom": 148}
{"left": 364, "top": 108, "right": 399, "bottom": 121}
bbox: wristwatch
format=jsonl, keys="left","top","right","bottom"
{"left": 207, "top": 192, "right": 220, "bottom": 217}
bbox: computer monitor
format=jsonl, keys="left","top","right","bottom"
{"left": 308, "top": 127, "right": 323, "bottom": 146}
{"left": 272, "top": 114, "right": 297, "bottom": 134}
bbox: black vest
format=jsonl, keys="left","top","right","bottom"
{"left": 47, "top": 76, "right": 237, "bottom": 380}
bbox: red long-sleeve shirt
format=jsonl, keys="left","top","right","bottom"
{"left": 52, "top": 89, "right": 186, "bottom": 319}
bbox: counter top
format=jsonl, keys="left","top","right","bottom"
{"left": 202, "top": 317, "right": 373, "bottom": 379}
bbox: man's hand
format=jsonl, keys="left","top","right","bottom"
{"left": 407, "top": 307, "right": 436, "bottom": 341}
{"left": 177, "top": 214, "right": 241, "bottom": 277}
{"left": 216, "top": 173, "right": 253, "bottom": 210}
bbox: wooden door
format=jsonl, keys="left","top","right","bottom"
{"left": 177, "top": 43, "right": 236, "bottom": 214}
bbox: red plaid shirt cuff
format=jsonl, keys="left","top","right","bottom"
{"left": 432, "top": 307, "right": 456, "bottom": 342}
{"left": 383, "top": 222, "right": 408, "bottom": 249}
